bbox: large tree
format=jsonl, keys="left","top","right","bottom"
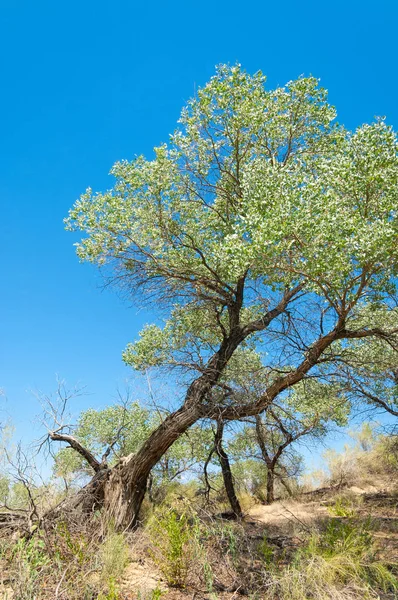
{"left": 64, "top": 65, "right": 398, "bottom": 529}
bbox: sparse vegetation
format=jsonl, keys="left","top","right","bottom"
{"left": 2, "top": 63, "right": 398, "bottom": 599}
{"left": 1, "top": 437, "right": 398, "bottom": 599}
{"left": 147, "top": 508, "right": 192, "bottom": 588}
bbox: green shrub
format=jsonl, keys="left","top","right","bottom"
{"left": 150, "top": 586, "right": 163, "bottom": 600}
{"left": 328, "top": 495, "right": 357, "bottom": 518}
{"left": 258, "top": 535, "right": 274, "bottom": 566}
{"left": 148, "top": 508, "right": 192, "bottom": 588}
{"left": 56, "top": 520, "right": 89, "bottom": 566}
{"left": 307, "top": 518, "right": 373, "bottom": 560}
{"left": 136, "top": 586, "right": 164, "bottom": 600}
{"left": 8, "top": 536, "right": 51, "bottom": 600}
{"left": 97, "top": 576, "right": 121, "bottom": 600}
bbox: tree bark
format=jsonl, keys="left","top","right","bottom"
{"left": 102, "top": 402, "right": 202, "bottom": 529}
{"left": 277, "top": 472, "right": 293, "bottom": 497}
{"left": 266, "top": 467, "right": 275, "bottom": 504}
{"left": 147, "top": 472, "right": 154, "bottom": 504}
{"left": 98, "top": 324, "right": 255, "bottom": 528}
{"left": 214, "top": 421, "right": 243, "bottom": 518}
{"left": 254, "top": 415, "right": 275, "bottom": 504}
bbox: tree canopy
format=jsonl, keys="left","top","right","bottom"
{"left": 66, "top": 65, "right": 398, "bottom": 408}
{"left": 63, "top": 64, "right": 398, "bottom": 528}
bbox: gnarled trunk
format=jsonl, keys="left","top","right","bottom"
{"left": 51, "top": 403, "right": 202, "bottom": 530}
{"left": 99, "top": 330, "right": 250, "bottom": 528}
{"left": 102, "top": 403, "right": 201, "bottom": 529}
{"left": 277, "top": 472, "right": 293, "bottom": 497}
{"left": 48, "top": 293, "right": 307, "bottom": 529}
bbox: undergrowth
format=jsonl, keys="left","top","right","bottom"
{"left": 263, "top": 508, "right": 398, "bottom": 599}
{"left": 0, "top": 518, "right": 129, "bottom": 600}
{"left": 147, "top": 507, "right": 193, "bottom": 588}
{"left": 0, "top": 491, "right": 397, "bottom": 599}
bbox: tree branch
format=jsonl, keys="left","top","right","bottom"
{"left": 49, "top": 431, "right": 102, "bottom": 473}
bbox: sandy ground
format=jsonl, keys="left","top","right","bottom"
{"left": 248, "top": 498, "right": 328, "bottom": 530}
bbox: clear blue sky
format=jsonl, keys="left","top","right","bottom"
{"left": 1, "top": 0, "right": 397, "bottom": 442}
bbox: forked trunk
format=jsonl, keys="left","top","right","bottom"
{"left": 100, "top": 332, "right": 249, "bottom": 528}
{"left": 51, "top": 403, "right": 202, "bottom": 530}
{"left": 53, "top": 329, "right": 267, "bottom": 529}
{"left": 278, "top": 474, "right": 293, "bottom": 497}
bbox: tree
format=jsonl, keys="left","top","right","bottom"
{"left": 64, "top": 64, "right": 398, "bottom": 529}
{"left": 229, "top": 380, "right": 349, "bottom": 503}
{"left": 51, "top": 401, "right": 153, "bottom": 484}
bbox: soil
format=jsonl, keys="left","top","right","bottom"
{"left": 1, "top": 481, "right": 397, "bottom": 599}
{"left": 119, "top": 482, "right": 398, "bottom": 599}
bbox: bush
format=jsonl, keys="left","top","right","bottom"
{"left": 147, "top": 508, "right": 193, "bottom": 588}
{"left": 327, "top": 494, "right": 359, "bottom": 518}
{"left": 8, "top": 537, "right": 51, "bottom": 600}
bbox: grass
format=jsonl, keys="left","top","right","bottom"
{"left": 262, "top": 504, "right": 398, "bottom": 600}
{"left": 0, "top": 478, "right": 397, "bottom": 599}
{"left": 99, "top": 530, "right": 129, "bottom": 584}
{"left": 0, "top": 517, "right": 131, "bottom": 600}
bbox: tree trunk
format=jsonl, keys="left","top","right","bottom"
{"left": 214, "top": 421, "right": 243, "bottom": 518}
{"left": 147, "top": 472, "right": 154, "bottom": 504}
{"left": 53, "top": 402, "right": 202, "bottom": 530}
{"left": 102, "top": 402, "right": 202, "bottom": 529}
{"left": 277, "top": 474, "right": 293, "bottom": 497}
{"left": 266, "top": 468, "right": 275, "bottom": 504}
{"left": 98, "top": 329, "right": 250, "bottom": 528}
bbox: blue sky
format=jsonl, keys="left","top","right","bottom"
{"left": 1, "top": 0, "right": 397, "bottom": 445}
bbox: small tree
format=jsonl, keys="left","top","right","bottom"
{"left": 229, "top": 380, "right": 349, "bottom": 503}
{"left": 51, "top": 400, "right": 152, "bottom": 482}
{"left": 213, "top": 420, "right": 243, "bottom": 517}
{"left": 62, "top": 65, "right": 398, "bottom": 528}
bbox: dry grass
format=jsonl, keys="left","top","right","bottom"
{"left": 1, "top": 433, "right": 397, "bottom": 600}
{"left": 1, "top": 493, "right": 397, "bottom": 600}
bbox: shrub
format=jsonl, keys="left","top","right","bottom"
{"left": 97, "top": 576, "right": 121, "bottom": 600}
{"left": 147, "top": 508, "right": 192, "bottom": 587}
{"left": 327, "top": 495, "right": 358, "bottom": 518}
{"left": 8, "top": 537, "right": 51, "bottom": 600}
